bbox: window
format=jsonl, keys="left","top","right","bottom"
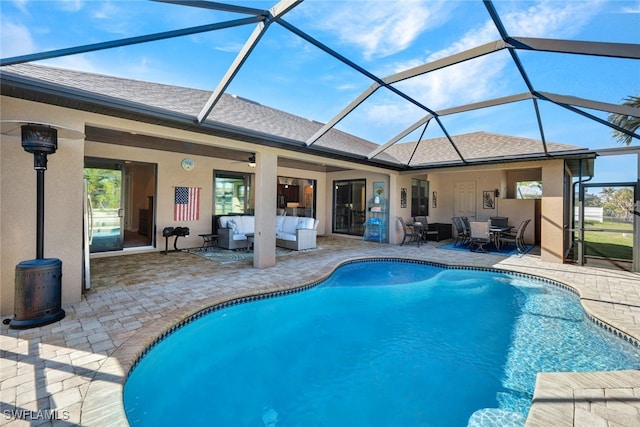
{"left": 516, "top": 181, "right": 543, "bottom": 199}
{"left": 411, "top": 179, "right": 429, "bottom": 217}
{"left": 215, "top": 172, "right": 252, "bottom": 215}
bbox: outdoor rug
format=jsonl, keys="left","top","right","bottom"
{"left": 187, "top": 246, "right": 308, "bottom": 264}
{"left": 437, "top": 242, "right": 534, "bottom": 257}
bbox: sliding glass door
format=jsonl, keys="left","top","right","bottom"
{"left": 333, "top": 179, "right": 366, "bottom": 236}
{"left": 84, "top": 158, "right": 124, "bottom": 253}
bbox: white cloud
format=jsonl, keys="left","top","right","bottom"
{"left": 620, "top": 3, "right": 640, "bottom": 14}
{"left": 45, "top": 55, "right": 100, "bottom": 74}
{"left": 316, "top": 0, "right": 449, "bottom": 60}
{"left": 12, "top": 0, "right": 30, "bottom": 15}
{"left": 56, "top": 0, "right": 84, "bottom": 13}
{"left": 214, "top": 42, "right": 245, "bottom": 53}
{"left": 0, "top": 21, "right": 36, "bottom": 57}
{"left": 362, "top": 1, "right": 606, "bottom": 125}
{"left": 502, "top": 1, "right": 605, "bottom": 39}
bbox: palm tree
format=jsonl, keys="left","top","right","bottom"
{"left": 608, "top": 95, "right": 640, "bottom": 145}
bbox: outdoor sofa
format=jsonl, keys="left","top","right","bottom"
{"left": 216, "top": 215, "right": 319, "bottom": 251}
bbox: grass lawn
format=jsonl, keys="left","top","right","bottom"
{"left": 581, "top": 220, "right": 633, "bottom": 260}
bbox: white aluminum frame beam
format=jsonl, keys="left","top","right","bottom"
{"left": 0, "top": 17, "right": 262, "bottom": 67}
{"left": 537, "top": 92, "right": 640, "bottom": 118}
{"left": 509, "top": 37, "right": 640, "bottom": 60}
{"left": 368, "top": 93, "right": 534, "bottom": 160}
{"left": 305, "top": 40, "right": 508, "bottom": 147}
{"left": 196, "top": 0, "right": 302, "bottom": 123}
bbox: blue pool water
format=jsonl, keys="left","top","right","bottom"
{"left": 124, "top": 261, "right": 640, "bottom": 426}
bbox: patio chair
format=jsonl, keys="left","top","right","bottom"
{"left": 461, "top": 216, "right": 471, "bottom": 236}
{"left": 499, "top": 219, "right": 531, "bottom": 253}
{"left": 397, "top": 216, "right": 422, "bottom": 247}
{"left": 469, "top": 221, "right": 491, "bottom": 253}
{"left": 451, "top": 217, "right": 470, "bottom": 246}
{"left": 413, "top": 216, "right": 439, "bottom": 242}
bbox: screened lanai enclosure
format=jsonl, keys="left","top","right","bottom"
{"left": 1, "top": 0, "right": 639, "bottom": 270}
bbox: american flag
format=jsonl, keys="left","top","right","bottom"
{"left": 174, "top": 186, "right": 200, "bottom": 221}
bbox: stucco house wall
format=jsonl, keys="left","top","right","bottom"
{"left": 1, "top": 95, "right": 572, "bottom": 316}
{"left": 1, "top": 98, "right": 85, "bottom": 315}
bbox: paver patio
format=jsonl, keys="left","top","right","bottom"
{"left": 1, "top": 235, "right": 639, "bottom": 426}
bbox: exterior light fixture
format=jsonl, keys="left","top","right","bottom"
{"left": 248, "top": 153, "right": 256, "bottom": 167}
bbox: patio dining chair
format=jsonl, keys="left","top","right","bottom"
{"left": 397, "top": 216, "right": 422, "bottom": 247}
{"left": 451, "top": 217, "right": 470, "bottom": 246}
{"left": 499, "top": 219, "right": 531, "bottom": 253}
{"left": 469, "top": 221, "right": 491, "bottom": 253}
{"left": 461, "top": 216, "right": 471, "bottom": 236}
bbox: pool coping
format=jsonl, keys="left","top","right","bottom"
{"left": 80, "top": 256, "right": 640, "bottom": 426}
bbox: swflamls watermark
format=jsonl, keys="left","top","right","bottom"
{"left": 3, "top": 409, "right": 70, "bottom": 421}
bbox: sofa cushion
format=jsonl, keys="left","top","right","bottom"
{"left": 276, "top": 232, "right": 296, "bottom": 242}
{"left": 281, "top": 216, "right": 298, "bottom": 234}
{"left": 238, "top": 215, "right": 255, "bottom": 234}
{"left": 276, "top": 215, "right": 286, "bottom": 233}
{"left": 218, "top": 216, "right": 232, "bottom": 229}
{"left": 296, "top": 217, "right": 315, "bottom": 230}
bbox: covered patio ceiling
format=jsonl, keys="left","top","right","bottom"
{"left": 1, "top": 0, "right": 638, "bottom": 171}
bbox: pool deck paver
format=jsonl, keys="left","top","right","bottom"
{"left": 1, "top": 235, "right": 639, "bottom": 426}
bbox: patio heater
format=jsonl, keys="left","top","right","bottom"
{"left": 10, "top": 124, "right": 65, "bottom": 329}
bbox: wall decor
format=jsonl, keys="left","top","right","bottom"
{"left": 482, "top": 190, "right": 495, "bottom": 209}
{"left": 400, "top": 188, "right": 407, "bottom": 208}
{"left": 373, "top": 181, "right": 384, "bottom": 203}
{"left": 432, "top": 191, "right": 437, "bottom": 208}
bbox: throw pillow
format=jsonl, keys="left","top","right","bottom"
{"left": 228, "top": 219, "right": 238, "bottom": 234}
{"left": 296, "top": 219, "right": 306, "bottom": 230}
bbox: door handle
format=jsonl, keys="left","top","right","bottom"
{"left": 118, "top": 208, "right": 124, "bottom": 217}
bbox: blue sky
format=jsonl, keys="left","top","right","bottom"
{"left": 1, "top": 0, "right": 639, "bottom": 181}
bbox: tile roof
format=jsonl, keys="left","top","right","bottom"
{"left": 384, "top": 131, "right": 581, "bottom": 166}
{"left": 1, "top": 63, "right": 586, "bottom": 168}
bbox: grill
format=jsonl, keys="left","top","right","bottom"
{"left": 163, "top": 226, "right": 190, "bottom": 254}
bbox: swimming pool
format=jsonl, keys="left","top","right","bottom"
{"left": 124, "top": 260, "right": 640, "bottom": 426}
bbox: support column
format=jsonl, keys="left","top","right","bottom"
{"left": 541, "top": 159, "right": 565, "bottom": 263}
{"left": 388, "top": 174, "right": 401, "bottom": 244}
{"left": 253, "top": 151, "right": 277, "bottom": 268}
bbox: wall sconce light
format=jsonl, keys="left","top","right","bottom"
{"left": 494, "top": 189, "right": 500, "bottom": 197}
{"left": 248, "top": 153, "right": 256, "bottom": 168}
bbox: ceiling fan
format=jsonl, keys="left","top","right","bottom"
{"left": 231, "top": 153, "right": 256, "bottom": 167}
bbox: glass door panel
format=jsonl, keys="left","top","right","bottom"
{"left": 333, "top": 179, "right": 366, "bottom": 236}
{"left": 84, "top": 159, "right": 124, "bottom": 253}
